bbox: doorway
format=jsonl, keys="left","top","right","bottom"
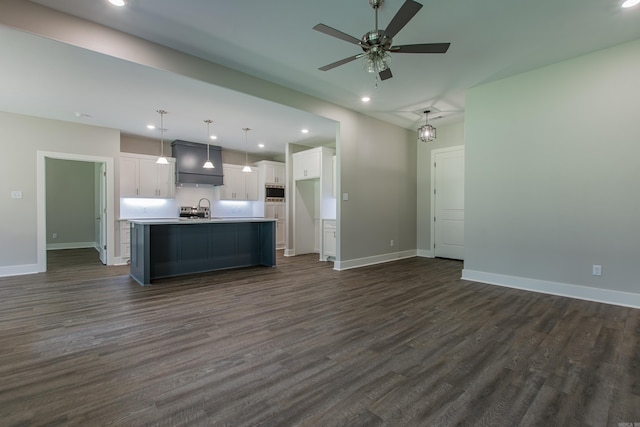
{"left": 37, "top": 151, "right": 115, "bottom": 272}
{"left": 431, "top": 146, "right": 465, "bottom": 260}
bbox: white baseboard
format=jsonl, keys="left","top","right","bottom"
{"left": 462, "top": 269, "right": 640, "bottom": 309}
{"left": 0, "top": 263, "right": 39, "bottom": 277}
{"left": 284, "top": 249, "right": 296, "bottom": 257}
{"left": 417, "top": 249, "right": 434, "bottom": 258}
{"left": 112, "top": 256, "right": 130, "bottom": 266}
{"left": 46, "top": 241, "right": 96, "bottom": 251}
{"left": 334, "top": 250, "right": 417, "bottom": 271}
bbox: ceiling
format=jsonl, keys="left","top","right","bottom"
{"left": 2, "top": 0, "right": 640, "bottom": 154}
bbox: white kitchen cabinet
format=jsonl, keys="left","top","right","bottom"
{"left": 322, "top": 220, "right": 336, "bottom": 260}
{"left": 293, "top": 150, "right": 320, "bottom": 181}
{"left": 120, "top": 154, "right": 175, "bottom": 198}
{"left": 220, "top": 164, "right": 258, "bottom": 200}
{"left": 120, "top": 220, "right": 130, "bottom": 261}
{"left": 257, "top": 161, "right": 285, "bottom": 184}
{"left": 265, "top": 202, "right": 285, "bottom": 249}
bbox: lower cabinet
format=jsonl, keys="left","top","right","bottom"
{"left": 265, "top": 202, "right": 285, "bottom": 249}
{"left": 120, "top": 220, "right": 131, "bottom": 262}
{"left": 322, "top": 219, "right": 336, "bottom": 260}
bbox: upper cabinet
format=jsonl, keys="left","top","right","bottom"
{"left": 219, "top": 164, "right": 258, "bottom": 201}
{"left": 120, "top": 153, "right": 175, "bottom": 198}
{"left": 292, "top": 150, "right": 321, "bottom": 181}
{"left": 260, "top": 161, "right": 286, "bottom": 184}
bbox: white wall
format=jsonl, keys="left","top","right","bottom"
{"left": 463, "top": 38, "right": 640, "bottom": 307}
{"left": 0, "top": 111, "right": 120, "bottom": 275}
{"left": 416, "top": 121, "right": 465, "bottom": 254}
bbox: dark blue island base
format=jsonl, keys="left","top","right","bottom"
{"left": 129, "top": 219, "right": 276, "bottom": 285}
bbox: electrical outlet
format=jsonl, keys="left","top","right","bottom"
{"left": 52, "top": 233, "right": 58, "bottom": 239}
{"left": 592, "top": 264, "right": 602, "bottom": 276}
{"left": 390, "top": 239, "right": 394, "bottom": 247}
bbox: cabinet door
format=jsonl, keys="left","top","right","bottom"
{"left": 220, "top": 166, "right": 243, "bottom": 199}
{"left": 138, "top": 158, "right": 158, "bottom": 197}
{"left": 275, "top": 204, "right": 285, "bottom": 220}
{"left": 275, "top": 220, "right": 285, "bottom": 249}
{"left": 323, "top": 222, "right": 336, "bottom": 257}
{"left": 245, "top": 169, "right": 258, "bottom": 200}
{"left": 270, "top": 164, "right": 286, "bottom": 184}
{"left": 265, "top": 203, "right": 275, "bottom": 219}
{"left": 156, "top": 161, "right": 175, "bottom": 198}
{"left": 120, "top": 156, "right": 139, "bottom": 197}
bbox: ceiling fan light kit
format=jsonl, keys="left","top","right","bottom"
{"left": 418, "top": 110, "right": 436, "bottom": 142}
{"left": 314, "top": 0, "right": 450, "bottom": 81}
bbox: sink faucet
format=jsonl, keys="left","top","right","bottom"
{"left": 197, "top": 198, "right": 211, "bottom": 219}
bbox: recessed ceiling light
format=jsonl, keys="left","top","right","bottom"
{"left": 622, "top": 0, "right": 640, "bottom": 7}
{"left": 74, "top": 112, "right": 91, "bottom": 118}
{"left": 147, "top": 124, "right": 155, "bottom": 129}
{"left": 301, "top": 129, "right": 309, "bottom": 134}
{"left": 361, "top": 96, "right": 371, "bottom": 102}
{"left": 258, "top": 143, "right": 265, "bottom": 148}
{"left": 108, "top": 0, "right": 126, "bottom": 6}
{"left": 210, "top": 135, "right": 218, "bottom": 140}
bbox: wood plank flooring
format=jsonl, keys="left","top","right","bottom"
{"left": 0, "top": 249, "right": 638, "bottom": 426}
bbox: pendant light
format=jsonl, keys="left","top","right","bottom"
{"left": 242, "top": 128, "right": 252, "bottom": 173}
{"left": 418, "top": 110, "right": 436, "bottom": 142}
{"left": 203, "top": 119, "right": 214, "bottom": 169}
{"left": 156, "top": 109, "right": 169, "bottom": 164}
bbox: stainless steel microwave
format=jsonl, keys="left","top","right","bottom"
{"left": 265, "top": 184, "right": 285, "bottom": 202}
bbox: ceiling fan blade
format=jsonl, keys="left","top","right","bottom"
{"left": 385, "top": 0, "right": 423, "bottom": 39}
{"left": 313, "top": 24, "right": 362, "bottom": 46}
{"left": 391, "top": 43, "right": 450, "bottom": 54}
{"left": 379, "top": 68, "right": 393, "bottom": 80}
{"left": 319, "top": 54, "right": 362, "bottom": 71}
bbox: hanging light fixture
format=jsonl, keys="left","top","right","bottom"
{"left": 156, "top": 109, "right": 169, "bottom": 164}
{"left": 242, "top": 128, "right": 252, "bottom": 173}
{"left": 203, "top": 119, "right": 215, "bottom": 169}
{"left": 418, "top": 110, "right": 436, "bottom": 142}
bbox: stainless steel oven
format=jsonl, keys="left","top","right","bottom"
{"left": 265, "top": 184, "right": 285, "bottom": 202}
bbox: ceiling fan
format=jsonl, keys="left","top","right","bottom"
{"left": 313, "top": 0, "right": 450, "bottom": 81}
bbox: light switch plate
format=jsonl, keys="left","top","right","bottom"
{"left": 11, "top": 191, "right": 23, "bottom": 199}
{"left": 342, "top": 193, "right": 349, "bottom": 201}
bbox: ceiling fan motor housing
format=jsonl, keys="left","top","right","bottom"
{"left": 362, "top": 30, "right": 392, "bottom": 52}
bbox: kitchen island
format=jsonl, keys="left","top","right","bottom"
{"left": 129, "top": 218, "right": 276, "bottom": 285}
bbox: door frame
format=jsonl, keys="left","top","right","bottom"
{"left": 430, "top": 145, "right": 465, "bottom": 258}
{"left": 37, "top": 151, "right": 115, "bottom": 272}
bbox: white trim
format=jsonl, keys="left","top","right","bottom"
{"left": 334, "top": 250, "right": 417, "bottom": 271}
{"left": 417, "top": 249, "right": 434, "bottom": 258}
{"left": 46, "top": 241, "right": 97, "bottom": 250}
{"left": 430, "top": 145, "right": 464, "bottom": 260}
{"left": 37, "top": 151, "right": 116, "bottom": 272}
{"left": 0, "top": 264, "right": 39, "bottom": 277}
{"left": 284, "top": 249, "right": 296, "bottom": 257}
{"left": 461, "top": 269, "right": 640, "bottom": 309}
{"left": 112, "top": 256, "right": 129, "bottom": 266}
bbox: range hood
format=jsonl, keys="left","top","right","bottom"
{"left": 172, "top": 140, "right": 224, "bottom": 186}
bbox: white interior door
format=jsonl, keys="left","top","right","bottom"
{"left": 98, "top": 163, "right": 107, "bottom": 265}
{"left": 433, "top": 147, "right": 465, "bottom": 260}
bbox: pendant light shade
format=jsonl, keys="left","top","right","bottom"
{"left": 203, "top": 119, "right": 214, "bottom": 169}
{"left": 156, "top": 109, "right": 169, "bottom": 164}
{"left": 418, "top": 110, "right": 436, "bottom": 142}
{"left": 242, "top": 128, "right": 252, "bottom": 173}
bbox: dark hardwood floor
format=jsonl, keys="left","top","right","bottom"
{"left": 1, "top": 249, "right": 638, "bottom": 426}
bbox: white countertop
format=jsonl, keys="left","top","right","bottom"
{"left": 128, "top": 217, "right": 276, "bottom": 225}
